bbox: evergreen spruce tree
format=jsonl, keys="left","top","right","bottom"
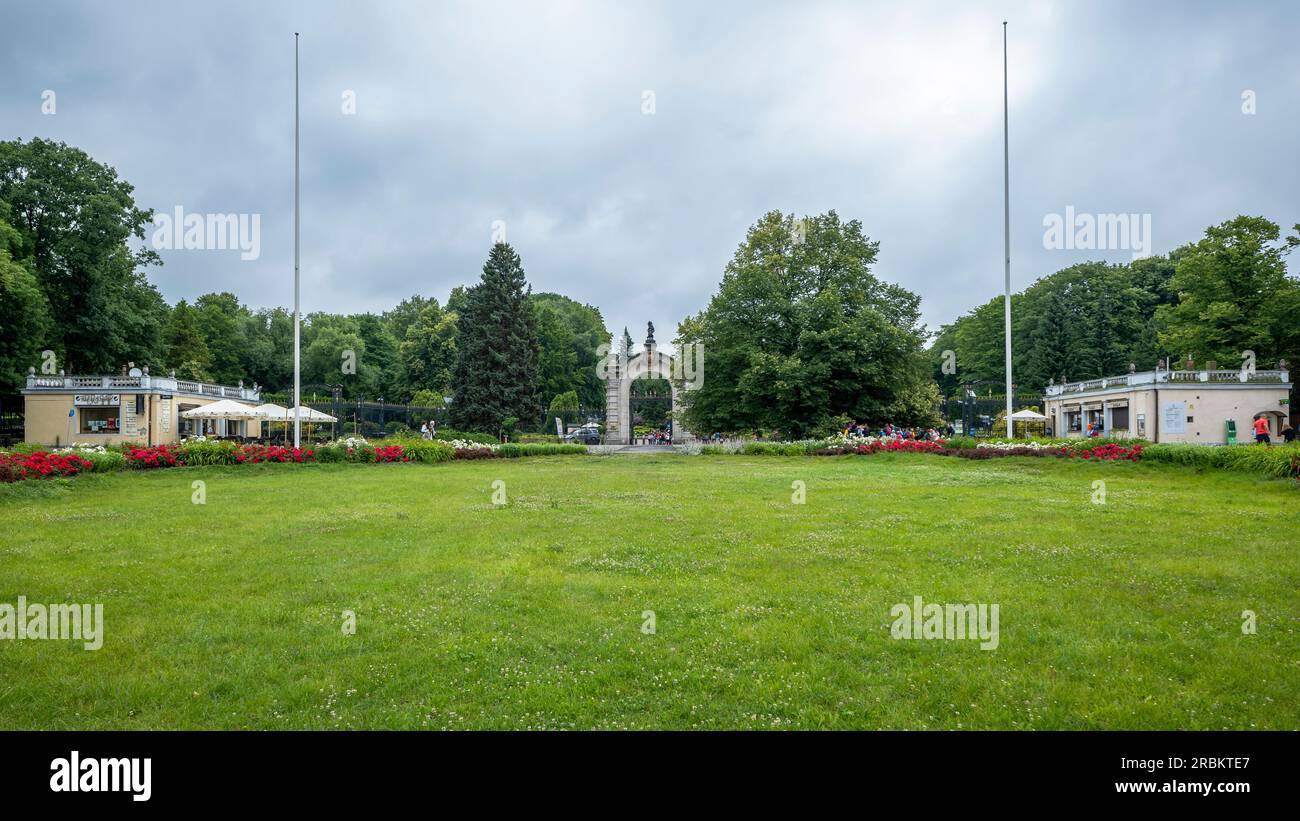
{"left": 164, "top": 299, "right": 214, "bottom": 381}
{"left": 449, "top": 243, "right": 541, "bottom": 434}
{"left": 1026, "top": 288, "right": 1074, "bottom": 387}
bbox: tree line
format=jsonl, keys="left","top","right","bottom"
{"left": 0, "top": 139, "right": 609, "bottom": 429}
{"left": 4, "top": 138, "right": 1295, "bottom": 439}
{"left": 929, "top": 215, "right": 1300, "bottom": 399}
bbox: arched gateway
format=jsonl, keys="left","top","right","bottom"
{"left": 601, "top": 322, "right": 700, "bottom": 445}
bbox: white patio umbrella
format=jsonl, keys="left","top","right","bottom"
{"left": 180, "top": 399, "right": 268, "bottom": 439}
{"left": 180, "top": 399, "right": 268, "bottom": 419}
{"left": 252, "top": 402, "right": 291, "bottom": 418}
{"left": 282, "top": 405, "right": 337, "bottom": 443}
{"left": 249, "top": 403, "right": 291, "bottom": 441}
{"left": 287, "top": 405, "right": 336, "bottom": 423}
{"left": 1007, "top": 408, "right": 1048, "bottom": 438}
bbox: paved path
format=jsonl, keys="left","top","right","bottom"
{"left": 585, "top": 444, "right": 682, "bottom": 454}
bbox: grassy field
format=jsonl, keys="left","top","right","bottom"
{"left": 1, "top": 453, "right": 1296, "bottom": 730}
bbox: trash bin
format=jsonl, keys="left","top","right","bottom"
{"left": 1226, "top": 419, "right": 1237, "bottom": 445}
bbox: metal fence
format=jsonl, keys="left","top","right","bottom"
{"left": 937, "top": 392, "right": 1044, "bottom": 435}
{"left": 260, "top": 393, "right": 448, "bottom": 438}
{"left": 0, "top": 394, "right": 22, "bottom": 445}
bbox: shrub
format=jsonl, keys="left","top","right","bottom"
{"left": 396, "top": 439, "right": 455, "bottom": 463}
{"left": 373, "top": 445, "right": 408, "bottom": 463}
{"left": 53, "top": 446, "right": 127, "bottom": 472}
{"left": 177, "top": 440, "right": 241, "bottom": 466}
{"left": 235, "top": 445, "right": 314, "bottom": 464}
{"left": 314, "top": 443, "right": 348, "bottom": 463}
{"left": 453, "top": 446, "right": 499, "bottom": 460}
{"left": 740, "top": 441, "right": 811, "bottom": 456}
{"left": 504, "top": 443, "right": 586, "bottom": 457}
{"left": 124, "top": 445, "right": 181, "bottom": 469}
{"left": 1, "top": 451, "right": 94, "bottom": 481}
{"left": 1141, "top": 443, "right": 1300, "bottom": 478}
{"left": 434, "top": 429, "right": 497, "bottom": 445}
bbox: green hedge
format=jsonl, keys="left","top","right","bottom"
{"left": 175, "top": 440, "right": 242, "bottom": 466}
{"left": 433, "top": 429, "right": 497, "bottom": 445}
{"left": 498, "top": 443, "right": 586, "bottom": 458}
{"left": 394, "top": 439, "right": 455, "bottom": 463}
{"left": 739, "top": 441, "right": 820, "bottom": 456}
{"left": 1140, "top": 443, "right": 1300, "bottom": 478}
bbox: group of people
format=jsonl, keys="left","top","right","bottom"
{"left": 845, "top": 422, "right": 953, "bottom": 441}
{"left": 1253, "top": 415, "right": 1296, "bottom": 444}
{"left": 419, "top": 419, "right": 437, "bottom": 440}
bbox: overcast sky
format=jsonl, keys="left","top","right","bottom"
{"left": 3, "top": 0, "right": 1297, "bottom": 347}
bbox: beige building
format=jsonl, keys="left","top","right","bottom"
{"left": 22, "top": 367, "right": 262, "bottom": 447}
{"left": 1043, "top": 365, "right": 1291, "bottom": 444}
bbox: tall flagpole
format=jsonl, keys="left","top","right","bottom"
{"left": 293, "top": 32, "right": 302, "bottom": 448}
{"left": 1002, "top": 21, "right": 1015, "bottom": 437}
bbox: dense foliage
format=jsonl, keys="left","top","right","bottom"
{"left": 450, "top": 243, "right": 541, "bottom": 435}
{"left": 0, "top": 139, "right": 167, "bottom": 378}
{"left": 676, "top": 210, "right": 939, "bottom": 438}
{"left": 931, "top": 216, "right": 1300, "bottom": 398}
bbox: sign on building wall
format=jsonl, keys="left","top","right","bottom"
{"left": 74, "top": 394, "right": 120, "bottom": 407}
{"left": 122, "top": 399, "right": 138, "bottom": 435}
{"left": 1162, "top": 401, "right": 1186, "bottom": 434}
{"left": 161, "top": 397, "right": 171, "bottom": 433}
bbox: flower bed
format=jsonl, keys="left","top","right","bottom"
{"left": 0, "top": 451, "right": 94, "bottom": 482}
{"left": 125, "top": 445, "right": 181, "bottom": 469}
{"left": 373, "top": 445, "right": 408, "bottom": 463}
{"left": 2, "top": 432, "right": 587, "bottom": 485}
{"left": 1067, "top": 443, "right": 1143, "bottom": 461}
{"left": 235, "top": 445, "right": 314, "bottom": 464}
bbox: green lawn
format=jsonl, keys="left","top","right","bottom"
{"left": 1, "top": 453, "right": 1296, "bottom": 730}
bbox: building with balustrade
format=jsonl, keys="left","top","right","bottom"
{"left": 1042, "top": 363, "right": 1291, "bottom": 444}
{"left": 21, "top": 366, "right": 262, "bottom": 447}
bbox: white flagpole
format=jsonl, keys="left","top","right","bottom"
{"left": 293, "top": 32, "right": 302, "bottom": 448}
{"left": 1002, "top": 21, "right": 1015, "bottom": 437}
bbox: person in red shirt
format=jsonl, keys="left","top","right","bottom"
{"left": 1252, "top": 415, "right": 1271, "bottom": 444}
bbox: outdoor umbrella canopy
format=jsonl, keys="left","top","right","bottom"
{"left": 252, "top": 402, "right": 292, "bottom": 418}
{"left": 1008, "top": 409, "right": 1048, "bottom": 421}
{"left": 1007, "top": 408, "right": 1049, "bottom": 438}
{"left": 179, "top": 399, "right": 269, "bottom": 419}
{"left": 286, "top": 405, "right": 337, "bottom": 423}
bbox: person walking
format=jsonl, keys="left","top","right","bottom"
{"left": 1282, "top": 423, "right": 1295, "bottom": 443}
{"left": 1252, "top": 414, "right": 1271, "bottom": 444}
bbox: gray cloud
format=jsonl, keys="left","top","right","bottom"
{"left": 3, "top": 0, "right": 1296, "bottom": 348}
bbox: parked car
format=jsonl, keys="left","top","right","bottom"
{"left": 563, "top": 427, "right": 601, "bottom": 444}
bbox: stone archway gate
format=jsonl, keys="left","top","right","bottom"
{"left": 601, "top": 323, "right": 701, "bottom": 445}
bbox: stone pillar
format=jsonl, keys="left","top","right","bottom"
{"left": 604, "top": 349, "right": 630, "bottom": 445}
{"left": 670, "top": 385, "right": 683, "bottom": 443}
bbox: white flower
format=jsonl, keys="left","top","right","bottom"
{"left": 55, "top": 443, "right": 108, "bottom": 454}
{"left": 448, "top": 439, "right": 498, "bottom": 451}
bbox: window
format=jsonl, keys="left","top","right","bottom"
{"left": 178, "top": 404, "right": 199, "bottom": 437}
{"left": 79, "top": 406, "right": 120, "bottom": 434}
{"left": 1111, "top": 407, "right": 1129, "bottom": 430}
